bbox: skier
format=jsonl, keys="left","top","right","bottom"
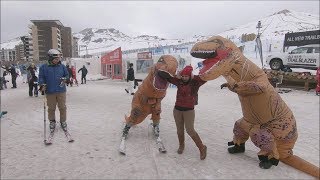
{"left": 78, "top": 65, "right": 88, "bottom": 84}
{"left": 125, "top": 63, "right": 135, "bottom": 95}
{"left": 39, "top": 49, "right": 70, "bottom": 136}
{"left": 158, "top": 65, "right": 207, "bottom": 160}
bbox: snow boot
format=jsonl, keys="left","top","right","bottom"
{"left": 228, "top": 141, "right": 245, "bottom": 154}
{"left": 153, "top": 124, "right": 160, "bottom": 138}
{"left": 49, "top": 120, "right": 56, "bottom": 133}
{"left": 177, "top": 133, "right": 185, "bottom": 154}
{"left": 258, "top": 155, "right": 279, "bottom": 169}
{"left": 191, "top": 133, "right": 207, "bottom": 160}
{"left": 122, "top": 124, "right": 131, "bottom": 139}
{"left": 60, "top": 121, "right": 68, "bottom": 132}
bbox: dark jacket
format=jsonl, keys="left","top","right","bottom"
{"left": 78, "top": 67, "right": 88, "bottom": 76}
{"left": 27, "top": 66, "right": 38, "bottom": 84}
{"left": 9, "top": 66, "right": 17, "bottom": 77}
{"left": 127, "top": 67, "right": 135, "bottom": 82}
{"left": 39, "top": 63, "right": 69, "bottom": 94}
{"left": 168, "top": 76, "right": 206, "bottom": 110}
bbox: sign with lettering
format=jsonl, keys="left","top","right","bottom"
{"left": 137, "top": 52, "right": 152, "bottom": 60}
{"left": 284, "top": 30, "right": 320, "bottom": 47}
{"left": 287, "top": 55, "right": 316, "bottom": 64}
{"left": 101, "top": 47, "right": 122, "bottom": 64}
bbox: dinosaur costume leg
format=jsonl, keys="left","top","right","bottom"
{"left": 122, "top": 94, "right": 150, "bottom": 138}
{"left": 228, "top": 118, "right": 249, "bottom": 153}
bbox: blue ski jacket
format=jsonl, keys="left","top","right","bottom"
{"left": 39, "top": 62, "right": 69, "bottom": 94}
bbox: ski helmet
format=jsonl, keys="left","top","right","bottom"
{"left": 47, "top": 49, "right": 61, "bottom": 61}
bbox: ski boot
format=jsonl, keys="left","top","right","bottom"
{"left": 227, "top": 141, "right": 245, "bottom": 154}
{"left": 60, "top": 121, "right": 68, "bottom": 132}
{"left": 153, "top": 124, "right": 160, "bottom": 138}
{"left": 122, "top": 124, "right": 131, "bottom": 139}
{"left": 49, "top": 120, "right": 56, "bottom": 133}
{"left": 258, "top": 155, "right": 279, "bottom": 169}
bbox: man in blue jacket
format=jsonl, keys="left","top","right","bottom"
{"left": 39, "top": 49, "right": 69, "bottom": 133}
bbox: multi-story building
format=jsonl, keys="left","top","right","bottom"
{"left": 0, "top": 48, "right": 16, "bottom": 62}
{"left": 29, "top": 20, "right": 73, "bottom": 61}
{"left": 15, "top": 43, "right": 25, "bottom": 61}
{"left": 20, "top": 36, "right": 33, "bottom": 61}
{"left": 72, "top": 36, "right": 79, "bottom": 58}
{"left": 61, "top": 26, "right": 72, "bottom": 58}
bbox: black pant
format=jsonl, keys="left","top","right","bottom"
{"left": 81, "top": 75, "right": 86, "bottom": 84}
{"left": 29, "top": 82, "right": 38, "bottom": 96}
{"left": 11, "top": 75, "right": 17, "bottom": 88}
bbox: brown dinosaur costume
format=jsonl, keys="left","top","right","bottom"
{"left": 190, "top": 36, "right": 319, "bottom": 178}
{"left": 121, "top": 55, "right": 178, "bottom": 145}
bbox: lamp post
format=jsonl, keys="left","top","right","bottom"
{"left": 79, "top": 45, "right": 88, "bottom": 58}
{"left": 256, "top": 20, "right": 264, "bottom": 68}
{"left": 256, "top": 21, "right": 262, "bottom": 38}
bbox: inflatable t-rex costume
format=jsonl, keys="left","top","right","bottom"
{"left": 120, "top": 55, "right": 178, "bottom": 153}
{"left": 190, "top": 36, "right": 319, "bottom": 178}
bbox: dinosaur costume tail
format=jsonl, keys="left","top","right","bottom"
{"left": 280, "top": 155, "right": 319, "bottom": 178}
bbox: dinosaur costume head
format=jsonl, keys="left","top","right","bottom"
{"left": 147, "top": 55, "right": 178, "bottom": 92}
{"left": 191, "top": 36, "right": 245, "bottom": 81}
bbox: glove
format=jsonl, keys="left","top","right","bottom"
{"left": 39, "top": 84, "right": 46, "bottom": 95}
{"left": 59, "top": 77, "right": 67, "bottom": 87}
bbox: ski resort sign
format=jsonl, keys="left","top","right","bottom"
{"left": 284, "top": 30, "right": 320, "bottom": 47}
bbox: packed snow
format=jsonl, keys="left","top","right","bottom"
{"left": 1, "top": 58, "right": 319, "bottom": 179}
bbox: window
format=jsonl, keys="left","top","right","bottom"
{"left": 313, "top": 47, "right": 320, "bottom": 53}
{"left": 291, "top": 47, "right": 309, "bottom": 54}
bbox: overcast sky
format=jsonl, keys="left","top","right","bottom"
{"left": 1, "top": 1, "right": 319, "bottom": 42}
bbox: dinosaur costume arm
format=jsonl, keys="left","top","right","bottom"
{"left": 233, "top": 81, "right": 266, "bottom": 96}
{"left": 223, "top": 75, "right": 265, "bottom": 96}
{"left": 158, "top": 71, "right": 180, "bottom": 85}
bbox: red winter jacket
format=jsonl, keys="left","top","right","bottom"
{"left": 168, "top": 75, "right": 206, "bottom": 110}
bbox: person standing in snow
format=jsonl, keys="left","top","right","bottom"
{"left": 158, "top": 65, "right": 208, "bottom": 160}
{"left": 8, "top": 64, "right": 18, "bottom": 88}
{"left": 38, "top": 49, "right": 69, "bottom": 133}
{"left": 27, "top": 63, "right": 38, "bottom": 97}
{"left": 125, "top": 63, "right": 135, "bottom": 95}
{"left": 66, "top": 64, "right": 73, "bottom": 86}
{"left": 78, "top": 65, "right": 88, "bottom": 84}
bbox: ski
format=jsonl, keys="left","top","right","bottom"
{"left": 63, "top": 130, "right": 74, "bottom": 142}
{"left": 44, "top": 131, "right": 55, "bottom": 145}
{"left": 119, "top": 136, "right": 126, "bottom": 155}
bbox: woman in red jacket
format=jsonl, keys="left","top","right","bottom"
{"left": 159, "top": 65, "right": 207, "bottom": 160}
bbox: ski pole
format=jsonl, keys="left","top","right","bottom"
{"left": 40, "top": 84, "right": 47, "bottom": 144}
